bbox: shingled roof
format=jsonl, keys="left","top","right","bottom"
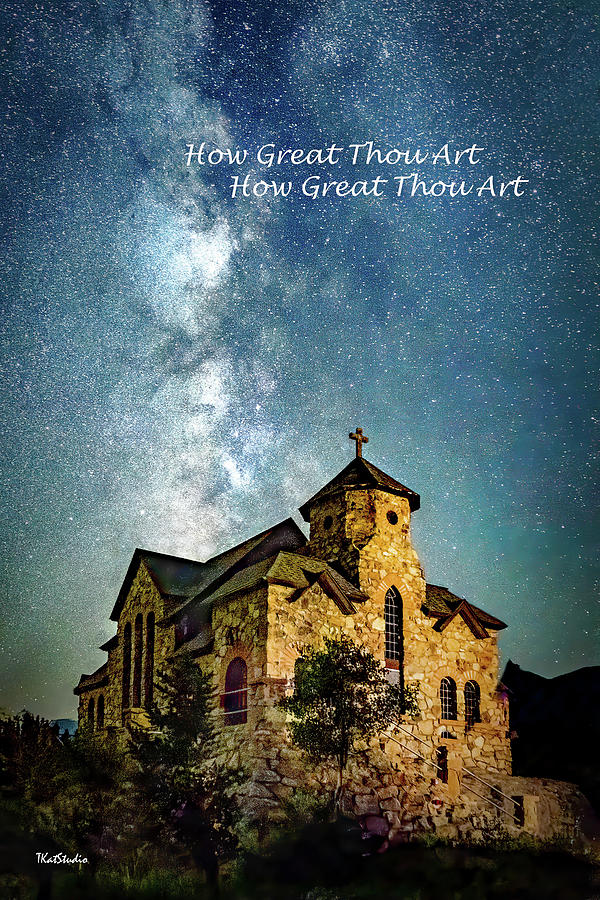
{"left": 74, "top": 662, "right": 109, "bottom": 695}
{"left": 265, "top": 552, "right": 367, "bottom": 605}
{"left": 195, "top": 550, "right": 366, "bottom": 608}
{"left": 174, "top": 625, "right": 214, "bottom": 658}
{"left": 298, "top": 456, "right": 420, "bottom": 521}
{"left": 424, "top": 583, "right": 507, "bottom": 633}
{"left": 175, "top": 550, "right": 368, "bottom": 655}
{"left": 111, "top": 518, "right": 306, "bottom": 622}
{"left": 110, "top": 549, "right": 206, "bottom": 622}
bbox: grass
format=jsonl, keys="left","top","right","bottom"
{"left": 226, "top": 820, "right": 599, "bottom": 900}
{"left": 1, "top": 812, "right": 598, "bottom": 900}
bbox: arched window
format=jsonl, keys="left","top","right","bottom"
{"left": 440, "top": 677, "right": 457, "bottom": 720}
{"left": 144, "top": 612, "right": 155, "bottom": 706}
{"left": 88, "top": 697, "right": 95, "bottom": 730}
{"left": 384, "top": 587, "right": 404, "bottom": 664}
{"left": 133, "top": 613, "right": 143, "bottom": 707}
{"left": 97, "top": 694, "right": 105, "bottom": 730}
{"left": 224, "top": 657, "right": 247, "bottom": 725}
{"left": 436, "top": 746, "right": 448, "bottom": 783}
{"left": 464, "top": 680, "right": 481, "bottom": 725}
{"left": 122, "top": 622, "right": 131, "bottom": 710}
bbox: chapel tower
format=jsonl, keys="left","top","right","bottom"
{"left": 299, "top": 427, "right": 422, "bottom": 595}
{"left": 74, "top": 425, "right": 556, "bottom": 838}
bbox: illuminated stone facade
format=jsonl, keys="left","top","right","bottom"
{"left": 75, "top": 445, "right": 591, "bottom": 842}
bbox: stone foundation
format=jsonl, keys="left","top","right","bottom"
{"left": 212, "top": 695, "right": 596, "bottom": 850}
{"left": 232, "top": 746, "right": 595, "bottom": 849}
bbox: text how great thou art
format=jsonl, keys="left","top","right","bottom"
{"left": 184, "top": 141, "right": 529, "bottom": 201}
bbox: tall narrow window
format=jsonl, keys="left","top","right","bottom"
{"left": 97, "top": 694, "right": 105, "bottom": 730}
{"left": 464, "top": 680, "right": 481, "bottom": 725}
{"left": 224, "top": 657, "right": 247, "bottom": 725}
{"left": 436, "top": 746, "right": 448, "bottom": 783}
{"left": 122, "top": 622, "right": 132, "bottom": 710}
{"left": 144, "top": 612, "right": 155, "bottom": 706}
{"left": 133, "top": 613, "right": 143, "bottom": 707}
{"left": 512, "top": 796, "right": 525, "bottom": 827}
{"left": 440, "top": 677, "right": 457, "bottom": 720}
{"left": 88, "top": 698, "right": 95, "bottom": 730}
{"left": 384, "top": 588, "right": 404, "bottom": 664}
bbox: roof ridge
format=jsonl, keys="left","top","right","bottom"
{"left": 138, "top": 547, "right": 205, "bottom": 566}
{"left": 202, "top": 521, "right": 279, "bottom": 566}
{"left": 112, "top": 519, "right": 305, "bottom": 623}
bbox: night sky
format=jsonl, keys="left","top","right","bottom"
{"left": 1, "top": 0, "right": 598, "bottom": 719}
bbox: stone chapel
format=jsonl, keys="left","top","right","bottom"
{"left": 75, "top": 429, "right": 590, "bottom": 842}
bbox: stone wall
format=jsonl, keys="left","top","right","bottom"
{"left": 296, "top": 487, "right": 511, "bottom": 774}
{"left": 204, "top": 654, "right": 590, "bottom": 846}
{"left": 77, "top": 561, "right": 172, "bottom": 733}
{"left": 75, "top": 479, "right": 591, "bottom": 845}
{"left": 76, "top": 685, "right": 106, "bottom": 731}
{"left": 204, "top": 583, "right": 270, "bottom": 771}
{"left": 208, "top": 570, "right": 517, "bottom": 834}
{"left": 211, "top": 684, "right": 591, "bottom": 846}
{"left": 75, "top": 546, "right": 592, "bottom": 848}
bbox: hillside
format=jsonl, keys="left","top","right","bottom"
{"left": 502, "top": 661, "right": 600, "bottom": 812}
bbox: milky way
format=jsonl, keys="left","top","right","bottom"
{"left": 1, "top": 0, "right": 598, "bottom": 717}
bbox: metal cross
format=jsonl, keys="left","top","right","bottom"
{"left": 349, "top": 427, "right": 369, "bottom": 458}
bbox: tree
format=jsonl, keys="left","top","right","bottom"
{"left": 0, "top": 709, "right": 126, "bottom": 895}
{"left": 128, "top": 652, "right": 238, "bottom": 892}
{"left": 279, "top": 637, "right": 419, "bottom": 814}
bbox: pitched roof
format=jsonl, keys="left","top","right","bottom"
{"left": 175, "top": 550, "right": 368, "bottom": 656}
{"left": 434, "top": 600, "right": 490, "bottom": 640}
{"left": 142, "top": 554, "right": 208, "bottom": 598}
{"left": 298, "top": 456, "right": 420, "bottom": 521}
{"left": 99, "top": 634, "right": 118, "bottom": 652}
{"left": 206, "top": 549, "right": 367, "bottom": 611}
{"left": 424, "top": 583, "right": 507, "bottom": 632}
{"left": 174, "top": 625, "right": 214, "bottom": 658}
{"left": 110, "top": 548, "right": 207, "bottom": 622}
{"left": 74, "top": 662, "right": 109, "bottom": 695}
{"left": 111, "top": 518, "right": 306, "bottom": 622}
{"left": 201, "top": 554, "right": 277, "bottom": 604}
{"left": 265, "top": 552, "right": 367, "bottom": 604}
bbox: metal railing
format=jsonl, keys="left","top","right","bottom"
{"left": 383, "top": 720, "right": 521, "bottom": 824}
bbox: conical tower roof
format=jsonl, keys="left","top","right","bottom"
{"left": 298, "top": 455, "right": 420, "bottom": 522}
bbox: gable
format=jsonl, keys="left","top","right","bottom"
{"left": 110, "top": 548, "right": 206, "bottom": 622}
{"left": 111, "top": 518, "right": 306, "bottom": 623}
{"left": 265, "top": 551, "right": 367, "bottom": 610}
{"left": 285, "top": 568, "right": 357, "bottom": 615}
{"left": 424, "top": 583, "right": 506, "bottom": 634}
{"left": 434, "top": 600, "right": 489, "bottom": 639}
{"left": 161, "top": 519, "right": 307, "bottom": 624}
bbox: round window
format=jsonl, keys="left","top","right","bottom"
{"left": 387, "top": 510, "right": 398, "bottom": 525}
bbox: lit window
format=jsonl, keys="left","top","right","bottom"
{"left": 385, "top": 587, "right": 403, "bottom": 662}
{"left": 440, "top": 677, "right": 457, "bottom": 720}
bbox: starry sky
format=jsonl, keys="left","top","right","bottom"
{"left": 1, "top": 0, "right": 598, "bottom": 719}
